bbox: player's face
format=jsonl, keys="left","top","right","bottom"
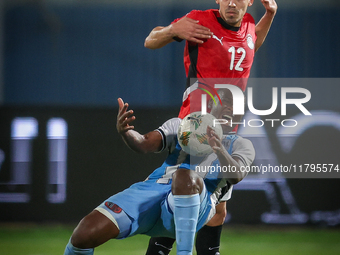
{"left": 210, "top": 89, "right": 243, "bottom": 134}
{"left": 216, "top": 0, "right": 254, "bottom": 27}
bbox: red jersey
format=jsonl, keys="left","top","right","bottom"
{"left": 173, "top": 9, "right": 257, "bottom": 119}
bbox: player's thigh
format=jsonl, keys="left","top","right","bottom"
{"left": 216, "top": 201, "right": 227, "bottom": 215}
{"left": 71, "top": 210, "right": 119, "bottom": 248}
{"left": 206, "top": 201, "right": 227, "bottom": 227}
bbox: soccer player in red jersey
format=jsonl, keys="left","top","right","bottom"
{"left": 144, "top": 1, "right": 277, "bottom": 255}
{"left": 145, "top": 0, "right": 277, "bottom": 119}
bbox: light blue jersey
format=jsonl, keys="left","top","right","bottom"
{"left": 96, "top": 118, "right": 255, "bottom": 239}
{"left": 150, "top": 118, "right": 254, "bottom": 200}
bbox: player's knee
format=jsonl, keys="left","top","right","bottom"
{"left": 71, "top": 227, "right": 94, "bottom": 249}
{"left": 70, "top": 216, "right": 102, "bottom": 249}
{"left": 172, "top": 168, "right": 203, "bottom": 195}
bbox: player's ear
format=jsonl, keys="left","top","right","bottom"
{"left": 248, "top": 0, "right": 254, "bottom": 6}
{"left": 215, "top": 0, "right": 220, "bottom": 5}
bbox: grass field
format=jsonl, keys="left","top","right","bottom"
{"left": 0, "top": 224, "right": 339, "bottom": 255}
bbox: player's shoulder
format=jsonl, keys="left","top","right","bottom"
{"left": 186, "top": 9, "right": 218, "bottom": 19}
{"left": 243, "top": 13, "right": 255, "bottom": 24}
{"left": 226, "top": 134, "right": 253, "bottom": 150}
{"left": 234, "top": 134, "right": 253, "bottom": 145}
{"left": 233, "top": 135, "right": 255, "bottom": 155}
{"left": 228, "top": 134, "right": 255, "bottom": 165}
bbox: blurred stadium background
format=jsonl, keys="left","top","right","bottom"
{"left": 0, "top": 0, "right": 339, "bottom": 254}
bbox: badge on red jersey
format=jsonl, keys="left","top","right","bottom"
{"left": 246, "top": 34, "right": 255, "bottom": 50}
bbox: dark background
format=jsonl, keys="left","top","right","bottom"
{"left": 0, "top": 0, "right": 339, "bottom": 226}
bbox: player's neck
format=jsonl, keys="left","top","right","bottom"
{"left": 217, "top": 17, "right": 240, "bottom": 32}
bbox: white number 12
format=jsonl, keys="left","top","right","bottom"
{"left": 228, "top": 46, "right": 246, "bottom": 71}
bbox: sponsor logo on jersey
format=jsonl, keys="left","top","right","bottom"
{"left": 212, "top": 34, "right": 224, "bottom": 45}
{"left": 105, "top": 201, "right": 122, "bottom": 214}
{"left": 246, "top": 34, "right": 254, "bottom": 50}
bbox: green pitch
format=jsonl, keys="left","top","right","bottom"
{"left": 0, "top": 224, "right": 339, "bottom": 255}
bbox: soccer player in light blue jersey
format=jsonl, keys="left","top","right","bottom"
{"left": 64, "top": 88, "right": 255, "bottom": 255}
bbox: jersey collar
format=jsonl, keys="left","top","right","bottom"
{"left": 215, "top": 11, "right": 240, "bottom": 32}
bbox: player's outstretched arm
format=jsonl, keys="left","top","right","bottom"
{"left": 207, "top": 126, "right": 246, "bottom": 184}
{"left": 255, "top": 0, "right": 277, "bottom": 52}
{"left": 117, "top": 98, "right": 162, "bottom": 153}
{"left": 144, "top": 26, "right": 175, "bottom": 49}
{"left": 144, "top": 17, "right": 212, "bottom": 49}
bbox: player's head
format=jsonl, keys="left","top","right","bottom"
{"left": 216, "top": 0, "right": 254, "bottom": 27}
{"left": 208, "top": 88, "right": 244, "bottom": 134}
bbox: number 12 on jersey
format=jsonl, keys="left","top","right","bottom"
{"left": 228, "top": 46, "right": 246, "bottom": 72}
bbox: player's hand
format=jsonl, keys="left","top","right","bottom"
{"left": 261, "top": 0, "right": 277, "bottom": 15}
{"left": 117, "top": 98, "right": 135, "bottom": 135}
{"left": 207, "top": 126, "right": 226, "bottom": 155}
{"left": 171, "top": 17, "right": 213, "bottom": 44}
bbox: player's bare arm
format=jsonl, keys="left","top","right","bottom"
{"left": 207, "top": 126, "right": 246, "bottom": 184}
{"left": 255, "top": 0, "right": 277, "bottom": 52}
{"left": 144, "top": 17, "right": 213, "bottom": 49}
{"left": 117, "top": 98, "right": 162, "bottom": 153}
